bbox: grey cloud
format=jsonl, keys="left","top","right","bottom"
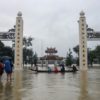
{"left": 0, "top": 0, "right": 100, "bottom": 56}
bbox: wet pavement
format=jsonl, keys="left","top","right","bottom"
{"left": 0, "top": 68, "right": 100, "bottom": 100}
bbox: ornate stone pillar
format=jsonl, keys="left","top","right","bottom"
{"left": 79, "top": 11, "right": 88, "bottom": 70}
{"left": 14, "top": 11, "right": 23, "bottom": 69}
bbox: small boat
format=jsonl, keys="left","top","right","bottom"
{"left": 30, "top": 69, "right": 78, "bottom": 73}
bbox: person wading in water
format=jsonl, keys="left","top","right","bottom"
{"left": 4, "top": 60, "right": 13, "bottom": 82}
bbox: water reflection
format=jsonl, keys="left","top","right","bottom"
{"left": 0, "top": 81, "right": 13, "bottom": 100}
{"left": 0, "top": 82, "right": 3, "bottom": 92}
{"left": 4, "top": 82, "right": 13, "bottom": 100}
{"left": 0, "top": 70, "right": 22, "bottom": 100}
{"left": 79, "top": 71, "right": 90, "bottom": 100}
{"left": 0, "top": 82, "right": 4, "bottom": 100}
{"left": 13, "top": 70, "right": 22, "bottom": 100}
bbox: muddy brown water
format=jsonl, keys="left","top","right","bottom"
{"left": 0, "top": 68, "right": 100, "bottom": 100}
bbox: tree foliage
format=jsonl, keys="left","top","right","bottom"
{"left": 73, "top": 45, "right": 79, "bottom": 56}
{"left": 23, "top": 37, "right": 34, "bottom": 65}
{"left": 23, "top": 37, "right": 38, "bottom": 66}
{"left": 65, "top": 49, "right": 73, "bottom": 67}
{"left": 95, "top": 45, "right": 100, "bottom": 64}
{"left": 23, "top": 48, "right": 34, "bottom": 65}
{"left": 0, "top": 41, "right": 13, "bottom": 60}
{"left": 88, "top": 50, "right": 96, "bottom": 67}
{"left": 73, "top": 45, "right": 100, "bottom": 67}
{"left": 73, "top": 45, "right": 79, "bottom": 66}
{"left": 0, "top": 37, "right": 37, "bottom": 66}
{"left": 0, "top": 40, "right": 4, "bottom": 51}
{"left": 23, "top": 37, "right": 33, "bottom": 47}
{"left": 33, "top": 53, "right": 38, "bottom": 66}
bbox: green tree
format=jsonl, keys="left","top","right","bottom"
{"left": 0, "top": 40, "right": 14, "bottom": 60}
{"left": 2, "top": 46, "right": 13, "bottom": 57}
{"left": 23, "top": 47, "right": 27, "bottom": 65}
{"left": 73, "top": 45, "right": 79, "bottom": 56}
{"left": 23, "top": 37, "right": 34, "bottom": 66}
{"left": 0, "top": 40, "right": 4, "bottom": 49}
{"left": 0, "top": 40, "right": 5, "bottom": 58}
{"left": 73, "top": 45, "right": 79, "bottom": 66}
{"left": 95, "top": 45, "right": 100, "bottom": 64}
{"left": 27, "top": 49, "right": 34, "bottom": 64}
{"left": 66, "top": 49, "right": 73, "bottom": 67}
{"left": 73, "top": 45, "right": 100, "bottom": 66}
{"left": 33, "top": 53, "right": 38, "bottom": 66}
{"left": 88, "top": 50, "right": 96, "bottom": 67}
{"left": 23, "top": 37, "right": 27, "bottom": 47}
{"left": 23, "top": 37, "right": 33, "bottom": 47}
{"left": 23, "top": 48, "right": 34, "bottom": 66}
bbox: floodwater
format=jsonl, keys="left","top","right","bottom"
{"left": 0, "top": 68, "right": 100, "bottom": 100}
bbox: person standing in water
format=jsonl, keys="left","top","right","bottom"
{"left": 60, "top": 64, "right": 65, "bottom": 72}
{"left": 54, "top": 66, "right": 59, "bottom": 73}
{"left": 72, "top": 65, "right": 78, "bottom": 72}
{"left": 4, "top": 60, "right": 13, "bottom": 82}
{"left": 0, "top": 60, "right": 4, "bottom": 81}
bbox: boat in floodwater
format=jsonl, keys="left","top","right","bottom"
{"left": 30, "top": 69, "right": 78, "bottom": 73}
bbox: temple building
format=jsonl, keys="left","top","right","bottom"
{"left": 40, "top": 47, "right": 63, "bottom": 65}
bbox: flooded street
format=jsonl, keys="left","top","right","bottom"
{"left": 0, "top": 68, "right": 100, "bottom": 100}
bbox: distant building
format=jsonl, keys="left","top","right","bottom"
{"left": 40, "top": 47, "right": 63, "bottom": 64}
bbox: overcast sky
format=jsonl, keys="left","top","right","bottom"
{"left": 0, "top": 0, "right": 100, "bottom": 57}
